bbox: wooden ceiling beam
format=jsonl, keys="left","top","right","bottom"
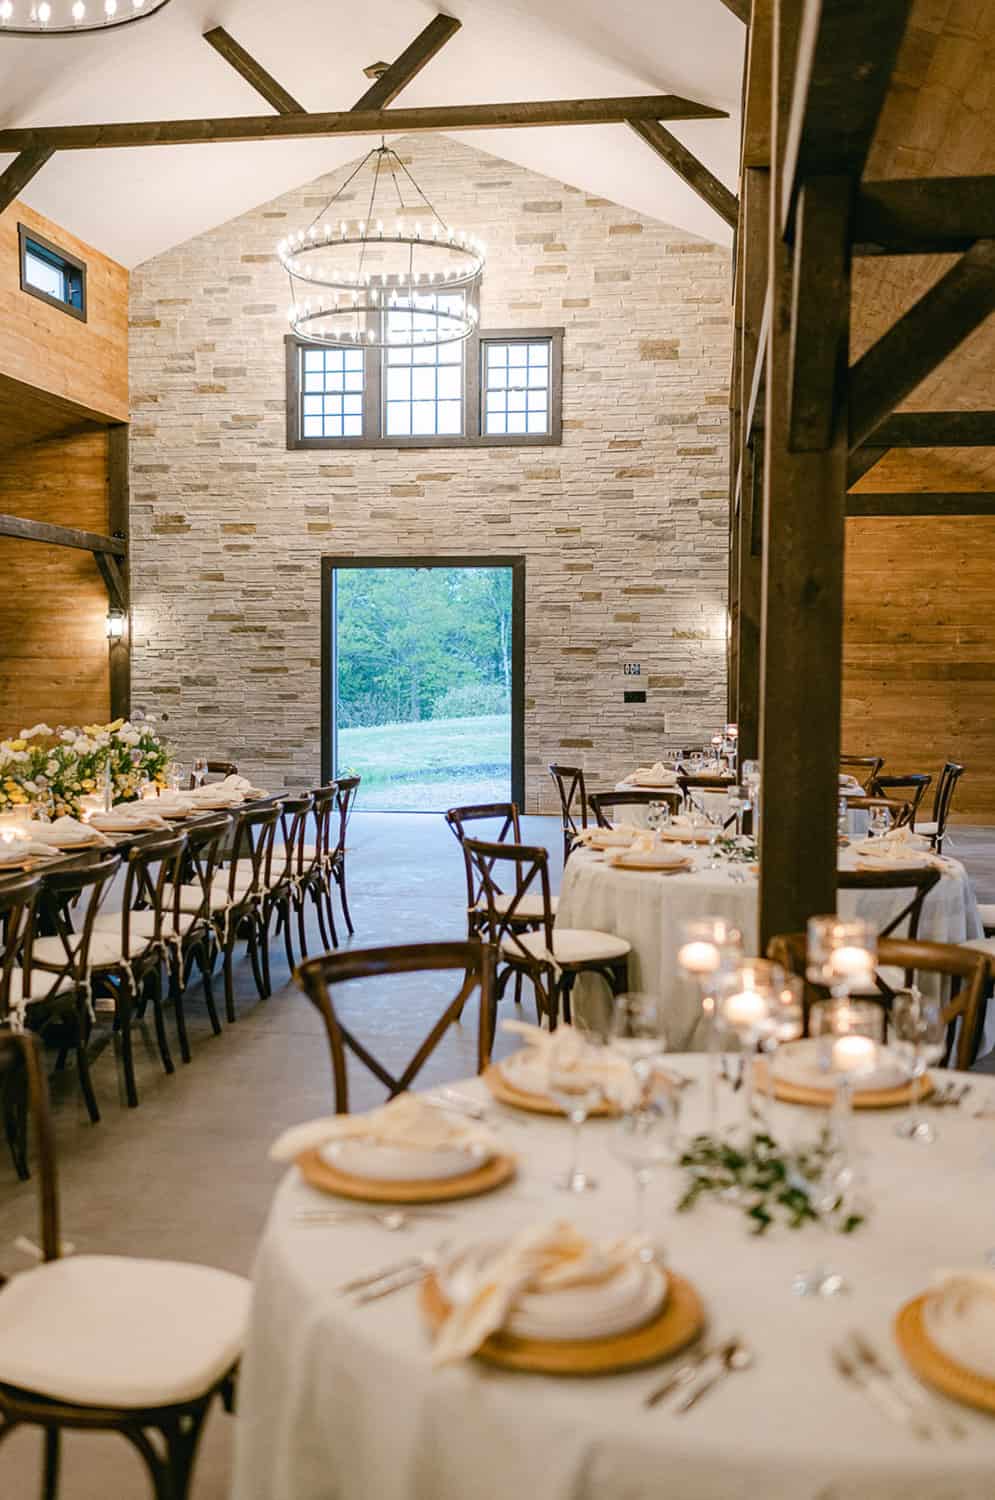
{"left": 779, "top": 0, "right": 914, "bottom": 235}
{"left": 853, "top": 177, "right": 995, "bottom": 256}
{"left": 861, "top": 411, "right": 995, "bottom": 448}
{"left": 628, "top": 119, "right": 738, "bottom": 227}
{"left": 0, "top": 147, "right": 54, "bottom": 215}
{"left": 846, "top": 493, "right": 995, "bottom": 517}
{"left": 352, "top": 15, "right": 462, "bottom": 110}
{"left": 203, "top": 27, "right": 304, "bottom": 114}
{"left": 0, "top": 514, "right": 126, "bottom": 555}
{"left": 848, "top": 239, "right": 995, "bottom": 451}
{"left": 846, "top": 445, "right": 888, "bottom": 489}
{"left": 0, "top": 95, "right": 726, "bottom": 154}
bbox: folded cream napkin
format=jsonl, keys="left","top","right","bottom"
{"left": 574, "top": 824, "right": 640, "bottom": 847}
{"left": 851, "top": 826, "right": 938, "bottom": 868}
{"left": 269, "top": 1091, "right": 497, "bottom": 1164}
{"left": 839, "top": 773, "right": 864, "bottom": 792}
{"left": 28, "top": 816, "right": 112, "bottom": 847}
{"left": 624, "top": 762, "right": 679, "bottom": 787}
{"left": 501, "top": 1021, "right": 641, "bottom": 1109}
{"left": 432, "top": 1221, "right": 646, "bottom": 1365}
{"left": 89, "top": 808, "right": 170, "bottom": 832}
{"left": 219, "top": 774, "right": 270, "bottom": 797}
{"left": 0, "top": 839, "right": 60, "bottom": 862}
{"left": 188, "top": 784, "right": 244, "bottom": 806}
{"left": 926, "top": 1271, "right": 995, "bottom": 1379}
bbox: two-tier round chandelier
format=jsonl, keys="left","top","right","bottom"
{"left": 0, "top": 0, "right": 168, "bottom": 33}
{"left": 279, "top": 144, "right": 485, "bottom": 351}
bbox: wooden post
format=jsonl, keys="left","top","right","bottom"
{"left": 107, "top": 424, "right": 130, "bottom": 721}
{"left": 757, "top": 2, "right": 851, "bottom": 946}
{"left": 737, "top": 445, "right": 763, "bottom": 763}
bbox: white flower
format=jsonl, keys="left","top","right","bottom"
{"left": 20, "top": 723, "right": 52, "bottom": 740}
{"left": 73, "top": 736, "right": 94, "bottom": 755}
{"left": 118, "top": 728, "right": 140, "bottom": 746}
{"left": 60, "top": 730, "right": 76, "bottom": 744}
{"left": 46, "top": 760, "right": 58, "bottom": 776}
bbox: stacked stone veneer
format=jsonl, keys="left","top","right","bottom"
{"left": 128, "top": 135, "right": 732, "bottom": 812}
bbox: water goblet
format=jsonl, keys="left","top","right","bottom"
{"left": 759, "top": 970, "right": 805, "bottom": 1122}
{"left": 716, "top": 964, "right": 775, "bottom": 1139}
{"left": 725, "top": 782, "right": 748, "bottom": 839}
{"left": 548, "top": 1070, "right": 603, "bottom": 1193}
{"left": 689, "top": 750, "right": 703, "bottom": 775}
{"left": 869, "top": 804, "right": 893, "bottom": 839}
{"left": 610, "top": 992, "right": 667, "bottom": 1097}
{"left": 646, "top": 800, "right": 662, "bottom": 834}
{"left": 891, "top": 989, "right": 946, "bottom": 1143}
{"left": 192, "top": 756, "right": 207, "bottom": 789}
{"left": 610, "top": 1099, "right": 680, "bottom": 1256}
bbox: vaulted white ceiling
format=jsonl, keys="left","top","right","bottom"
{"left": 0, "top": 0, "right": 743, "bottom": 268}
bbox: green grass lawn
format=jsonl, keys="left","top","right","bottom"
{"left": 338, "top": 713, "right": 510, "bottom": 790}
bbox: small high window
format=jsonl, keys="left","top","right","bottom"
{"left": 482, "top": 338, "right": 553, "bottom": 438}
{"left": 18, "top": 224, "right": 86, "bottom": 322}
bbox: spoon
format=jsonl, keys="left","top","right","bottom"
{"left": 675, "top": 1338, "right": 754, "bottom": 1413}
{"left": 293, "top": 1208, "right": 447, "bottom": 1232}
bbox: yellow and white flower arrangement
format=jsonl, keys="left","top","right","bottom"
{"left": 0, "top": 716, "right": 171, "bottom": 819}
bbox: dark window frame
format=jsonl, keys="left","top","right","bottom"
{"left": 286, "top": 326, "right": 563, "bottom": 451}
{"left": 18, "top": 223, "right": 87, "bottom": 323}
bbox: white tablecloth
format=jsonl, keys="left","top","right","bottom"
{"left": 556, "top": 847, "right": 984, "bottom": 1051}
{"left": 233, "top": 1059, "right": 995, "bottom": 1500}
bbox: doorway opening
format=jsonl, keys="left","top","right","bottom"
{"left": 321, "top": 556, "right": 525, "bottom": 812}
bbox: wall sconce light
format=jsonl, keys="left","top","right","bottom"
{"left": 106, "top": 608, "right": 126, "bottom": 641}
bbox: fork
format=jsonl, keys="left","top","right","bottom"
{"left": 337, "top": 1240, "right": 449, "bottom": 1297}
{"left": 849, "top": 1333, "right": 966, "bottom": 1439}
{"left": 832, "top": 1345, "right": 934, "bottom": 1439}
{"left": 644, "top": 1338, "right": 731, "bottom": 1408}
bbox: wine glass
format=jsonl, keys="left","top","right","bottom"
{"left": 759, "top": 969, "right": 805, "bottom": 1121}
{"left": 689, "top": 750, "right": 703, "bottom": 775}
{"left": 166, "top": 761, "right": 183, "bottom": 793}
{"left": 645, "top": 800, "right": 662, "bottom": 833}
{"left": 610, "top": 992, "right": 667, "bottom": 1095}
{"left": 725, "top": 783, "right": 748, "bottom": 839}
{"left": 610, "top": 1099, "right": 680, "bottom": 1256}
{"left": 547, "top": 1069, "right": 603, "bottom": 1193}
{"left": 891, "top": 989, "right": 946, "bottom": 1143}
{"left": 192, "top": 756, "right": 207, "bottom": 789}
{"left": 869, "top": 804, "right": 893, "bottom": 839}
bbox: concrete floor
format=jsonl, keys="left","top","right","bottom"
{"left": 0, "top": 812, "right": 992, "bottom": 1499}
{"left": 0, "top": 811, "right": 563, "bottom": 1500}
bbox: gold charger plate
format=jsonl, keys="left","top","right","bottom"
{"left": 895, "top": 1294, "right": 995, "bottom": 1414}
{"left": 656, "top": 827, "right": 713, "bottom": 845}
{"left": 608, "top": 854, "right": 695, "bottom": 874}
{"left": 420, "top": 1269, "right": 704, "bottom": 1376}
{"left": 484, "top": 1063, "right": 619, "bottom": 1117}
{"left": 296, "top": 1147, "right": 517, "bottom": 1204}
{"left": 753, "top": 1058, "right": 933, "bottom": 1110}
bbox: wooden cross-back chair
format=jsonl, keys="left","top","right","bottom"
{"left": 548, "top": 764, "right": 588, "bottom": 863}
{"left": 588, "top": 789, "right": 683, "bottom": 828}
{"left": 298, "top": 784, "right": 340, "bottom": 954}
{"left": 0, "top": 1029, "right": 249, "bottom": 1500}
{"left": 868, "top": 774, "right": 931, "bottom": 827}
{"left": 162, "top": 814, "right": 233, "bottom": 1042}
{"left": 20, "top": 856, "right": 121, "bottom": 1134}
{"left": 188, "top": 759, "right": 238, "bottom": 788}
{"left": 918, "top": 762, "right": 965, "bottom": 853}
{"left": 216, "top": 802, "right": 283, "bottom": 1024}
{"left": 265, "top": 793, "right": 313, "bottom": 979}
{"left": 765, "top": 934, "right": 988, "bottom": 1071}
{"left": 294, "top": 940, "right": 495, "bottom": 1113}
{"left": 88, "top": 831, "right": 189, "bottom": 1107}
{"left": 0, "top": 873, "right": 40, "bottom": 1179}
{"left": 328, "top": 775, "right": 361, "bottom": 937}
{"left": 840, "top": 754, "right": 885, "bottom": 789}
{"left": 462, "top": 836, "right": 629, "bottom": 1029}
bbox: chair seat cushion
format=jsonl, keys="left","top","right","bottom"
{"left": 31, "top": 931, "right": 149, "bottom": 968}
{"left": 162, "top": 881, "right": 209, "bottom": 915}
{"left": 210, "top": 869, "right": 258, "bottom": 902}
{"left": 474, "top": 892, "right": 559, "bottom": 920}
{"left": 977, "top": 903, "right": 995, "bottom": 931}
{"left": 501, "top": 927, "right": 630, "bottom": 965}
{"left": 0, "top": 1254, "right": 250, "bottom": 1409}
{"left": 916, "top": 821, "right": 939, "bottom": 836}
{"left": 94, "top": 910, "right": 197, "bottom": 942}
{"left": 8, "top": 969, "right": 73, "bottom": 1006}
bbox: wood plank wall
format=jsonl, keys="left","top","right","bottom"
{"left": 0, "top": 199, "right": 128, "bottom": 422}
{"left": 842, "top": 517, "right": 995, "bottom": 822}
{"left": 0, "top": 430, "right": 111, "bottom": 735}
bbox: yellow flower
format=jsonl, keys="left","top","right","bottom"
{"left": 82, "top": 724, "right": 101, "bottom": 737}
{"left": 106, "top": 718, "right": 125, "bottom": 733}
{"left": 82, "top": 778, "right": 95, "bottom": 791}
{"left": 9, "top": 791, "right": 26, "bottom": 804}
{"left": 8, "top": 739, "right": 26, "bottom": 752}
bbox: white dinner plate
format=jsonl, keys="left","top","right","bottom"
{"left": 924, "top": 1281, "right": 995, "bottom": 1381}
{"left": 318, "top": 1137, "right": 492, "bottom": 1182}
{"left": 439, "top": 1241, "right": 667, "bottom": 1341}
{"left": 773, "top": 1038, "right": 907, "bottom": 1093}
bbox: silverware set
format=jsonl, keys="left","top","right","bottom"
{"left": 644, "top": 1336, "right": 753, "bottom": 1412}
{"left": 831, "top": 1332, "right": 966, "bottom": 1440}
{"left": 719, "top": 1055, "right": 745, "bottom": 1092}
{"left": 928, "top": 1081, "right": 972, "bottom": 1109}
{"left": 293, "top": 1207, "right": 453, "bottom": 1232}
{"left": 335, "top": 1242, "right": 449, "bottom": 1304}
{"left": 423, "top": 1088, "right": 531, "bottom": 1128}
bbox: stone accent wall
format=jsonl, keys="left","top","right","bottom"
{"left": 129, "top": 135, "right": 732, "bottom": 812}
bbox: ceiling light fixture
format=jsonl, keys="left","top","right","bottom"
{"left": 279, "top": 144, "right": 485, "bottom": 351}
{"left": 0, "top": 0, "right": 168, "bottom": 35}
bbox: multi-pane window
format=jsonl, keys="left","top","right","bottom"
{"left": 301, "top": 348, "right": 365, "bottom": 439}
{"left": 385, "top": 293, "right": 465, "bottom": 438}
{"left": 18, "top": 223, "right": 86, "bottom": 322}
{"left": 482, "top": 340, "right": 551, "bottom": 437}
{"left": 288, "top": 321, "right": 562, "bottom": 449}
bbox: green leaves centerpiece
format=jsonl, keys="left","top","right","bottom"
{"left": 676, "top": 1130, "right": 865, "bottom": 1236}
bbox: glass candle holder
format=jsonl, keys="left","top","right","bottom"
{"left": 678, "top": 919, "right": 743, "bottom": 1135}
{"left": 806, "top": 916, "right": 877, "bottom": 999}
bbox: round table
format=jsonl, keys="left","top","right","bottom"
{"left": 233, "top": 1059, "right": 995, "bottom": 1500}
{"left": 556, "top": 847, "right": 984, "bottom": 1050}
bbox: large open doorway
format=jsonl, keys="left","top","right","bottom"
{"left": 321, "top": 556, "right": 525, "bottom": 811}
